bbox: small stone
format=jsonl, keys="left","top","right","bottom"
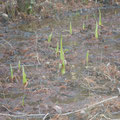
{"left": 46, "top": 61, "right": 50, "bottom": 65}
{"left": 42, "top": 75, "right": 46, "bottom": 79}
{"left": 1, "top": 13, "right": 9, "bottom": 21}
{"left": 53, "top": 105, "right": 62, "bottom": 114}
{"left": 80, "top": 110, "right": 86, "bottom": 114}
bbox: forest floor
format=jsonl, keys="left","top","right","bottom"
{"left": 0, "top": 0, "right": 120, "bottom": 120}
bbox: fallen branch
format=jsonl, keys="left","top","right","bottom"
{"left": 62, "top": 95, "right": 118, "bottom": 115}
{"left": 100, "top": 114, "right": 120, "bottom": 120}
{"left": 0, "top": 96, "right": 118, "bottom": 118}
{"left": 43, "top": 113, "right": 49, "bottom": 120}
{"left": 0, "top": 113, "right": 45, "bottom": 118}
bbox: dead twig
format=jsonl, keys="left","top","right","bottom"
{"left": 1, "top": 39, "right": 14, "bottom": 49}
{"left": 0, "top": 96, "right": 118, "bottom": 118}
{"left": 89, "top": 113, "right": 100, "bottom": 120}
{"left": 43, "top": 113, "right": 49, "bottom": 120}
{"left": 62, "top": 95, "right": 118, "bottom": 115}
{"left": 0, "top": 113, "right": 45, "bottom": 118}
{"left": 100, "top": 114, "right": 120, "bottom": 120}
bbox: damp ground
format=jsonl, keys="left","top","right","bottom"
{"left": 0, "top": 2, "right": 120, "bottom": 120}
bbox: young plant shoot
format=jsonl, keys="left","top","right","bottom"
{"left": 86, "top": 50, "right": 89, "bottom": 67}
{"left": 18, "top": 60, "right": 21, "bottom": 70}
{"left": 95, "top": 21, "right": 98, "bottom": 39}
{"left": 56, "top": 42, "right": 59, "bottom": 56}
{"left": 48, "top": 32, "right": 52, "bottom": 43}
{"left": 86, "top": 15, "right": 88, "bottom": 21}
{"left": 60, "top": 35, "right": 65, "bottom": 75}
{"left": 60, "top": 35, "right": 63, "bottom": 60}
{"left": 99, "top": 9, "right": 102, "bottom": 26}
{"left": 70, "top": 22, "right": 72, "bottom": 35}
{"left": 10, "top": 64, "right": 13, "bottom": 80}
{"left": 83, "top": 22, "right": 85, "bottom": 30}
{"left": 22, "top": 66, "right": 28, "bottom": 87}
{"left": 22, "top": 95, "right": 25, "bottom": 106}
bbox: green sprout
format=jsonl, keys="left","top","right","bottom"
{"left": 56, "top": 42, "right": 59, "bottom": 55}
{"left": 48, "top": 32, "right": 52, "bottom": 43}
{"left": 95, "top": 21, "right": 98, "bottom": 39}
{"left": 61, "top": 54, "right": 65, "bottom": 75}
{"left": 86, "top": 15, "right": 88, "bottom": 21}
{"left": 60, "top": 35, "right": 65, "bottom": 75}
{"left": 27, "top": 5, "right": 33, "bottom": 14}
{"left": 83, "top": 22, "right": 85, "bottom": 30}
{"left": 26, "top": 0, "right": 35, "bottom": 14}
{"left": 60, "top": 35, "right": 64, "bottom": 61}
{"left": 18, "top": 60, "right": 21, "bottom": 70}
{"left": 22, "top": 66, "right": 27, "bottom": 86}
{"left": 83, "top": 0, "right": 88, "bottom": 4}
{"left": 70, "top": 22, "right": 72, "bottom": 35}
{"left": 86, "top": 50, "right": 89, "bottom": 67}
{"left": 22, "top": 95, "right": 25, "bottom": 106}
{"left": 10, "top": 64, "right": 13, "bottom": 80}
{"left": 99, "top": 9, "right": 102, "bottom": 26}
{"left": 75, "top": 12, "right": 80, "bottom": 16}
{"left": 93, "top": 14, "right": 96, "bottom": 19}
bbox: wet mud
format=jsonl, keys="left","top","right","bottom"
{"left": 0, "top": 4, "right": 120, "bottom": 120}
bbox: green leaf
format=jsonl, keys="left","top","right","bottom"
{"left": 48, "top": 32, "right": 52, "bottom": 43}
{"left": 60, "top": 35, "right": 64, "bottom": 61}
{"left": 56, "top": 42, "right": 59, "bottom": 55}
{"left": 86, "top": 50, "right": 89, "bottom": 66}
{"left": 95, "top": 21, "right": 98, "bottom": 39}
{"left": 18, "top": 60, "right": 21, "bottom": 70}
{"left": 83, "top": 22, "right": 85, "bottom": 30}
{"left": 10, "top": 64, "right": 13, "bottom": 80}
{"left": 61, "top": 58, "right": 65, "bottom": 75}
{"left": 22, "top": 95, "right": 25, "bottom": 106}
{"left": 99, "top": 9, "right": 102, "bottom": 26}
{"left": 86, "top": 15, "right": 88, "bottom": 21}
{"left": 22, "top": 66, "right": 27, "bottom": 85}
{"left": 70, "top": 22, "right": 72, "bottom": 35}
{"left": 60, "top": 35, "right": 65, "bottom": 75}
